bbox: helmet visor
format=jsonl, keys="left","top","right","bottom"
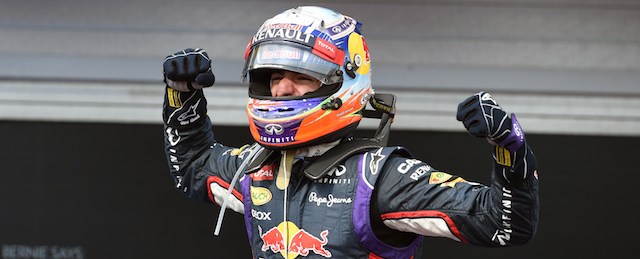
{"left": 243, "top": 42, "right": 342, "bottom": 85}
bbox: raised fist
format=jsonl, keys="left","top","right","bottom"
{"left": 163, "top": 48, "right": 215, "bottom": 92}
{"left": 456, "top": 92, "right": 525, "bottom": 151}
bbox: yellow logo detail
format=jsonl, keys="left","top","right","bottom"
{"left": 428, "top": 172, "right": 452, "bottom": 184}
{"left": 230, "top": 145, "right": 249, "bottom": 156}
{"left": 250, "top": 186, "right": 272, "bottom": 206}
{"left": 495, "top": 146, "right": 512, "bottom": 166}
{"left": 166, "top": 87, "right": 182, "bottom": 108}
{"left": 263, "top": 221, "right": 330, "bottom": 258}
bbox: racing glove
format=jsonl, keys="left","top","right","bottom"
{"left": 456, "top": 91, "right": 525, "bottom": 152}
{"left": 163, "top": 48, "right": 215, "bottom": 92}
{"left": 162, "top": 48, "right": 214, "bottom": 129}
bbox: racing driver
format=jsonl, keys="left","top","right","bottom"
{"left": 161, "top": 5, "right": 540, "bottom": 258}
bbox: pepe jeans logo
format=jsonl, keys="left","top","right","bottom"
{"left": 308, "top": 192, "right": 352, "bottom": 207}
{"left": 265, "top": 124, "right": 284, "bottom": 135}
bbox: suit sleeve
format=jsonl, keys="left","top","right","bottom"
{"left": 162, "top": 87, "right": 251, "bottom": 213}
{"left": 374, "top": 142, "right": 539, "bottom": 247}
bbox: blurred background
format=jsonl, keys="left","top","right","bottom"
{"left": 1, "top": 0, "right": 639, "bottom": 258}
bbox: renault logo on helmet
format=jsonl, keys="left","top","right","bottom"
{"left": 265, "top": 124, "right": 284, "bottom": 135}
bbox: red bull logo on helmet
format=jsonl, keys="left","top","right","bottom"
{"left": 259, "top": 221, "right": 331, "bottom": 258}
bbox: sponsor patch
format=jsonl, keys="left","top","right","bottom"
{"left": 397, "top": 159, "right": 421, "bottom": 174}
{"left": 495, "top": 146, "right": 512, "bottom": 166}
{"left": 251, "top": 186, "right": 272, "bottom": 206}
{"left": 252, "top": 27, "right": 313, "bottom": 46}
{"left": 252, "top": 164, "right": 276, "bottom": 181}
{"left": 409, "top": 165, "right": 432, "bottom": 181}
{"left": 428, "top": 172, "right": 453, "bottom": 184}
{"left": 230, "top": 145, "right": 250, "bottom": 156}
{"left": 176, "top": 99, "right": 201, "bottom": 125}
{"left": 260, "top": 47, "right": 302, "bottom": 61}
{"left": 259, "top": 221, "right": 331, "bottom": 258}
{"left": 308, "top": 192, "right": 352, "bottom": 207}
{"left": 166, "top": 87, "right": 182, "bottom": 108}
{"left": 369, "top": 148, "right": 385, "bottom": 175}
{"left": 315, "top": 165, "right": 351, "bottom": 184}
{"left": 251, "top": 209, "right": 272, "bottom": 221}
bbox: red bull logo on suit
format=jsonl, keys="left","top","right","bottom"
{"left": 258, "top": 221, "right": 331, "bottom": 258}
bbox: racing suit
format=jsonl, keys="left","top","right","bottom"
{"left": 163, "top": 87, "right": 539, "bottom": 258}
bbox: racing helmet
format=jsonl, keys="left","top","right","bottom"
{"left": 243, "top": 6, "right": 373, "bottom": 149}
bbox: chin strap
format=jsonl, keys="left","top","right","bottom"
{"left": 276, "top": 150, "right": 294, "bottom": 190}
{"left": 278, "top": 150, "right": 295, "bottom": 254}
{"left": 363, "top": 92, "right": 396, "bottom": 146}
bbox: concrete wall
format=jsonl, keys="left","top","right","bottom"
{"left": 1, "top": 0, "right": 639, "bottom": 136}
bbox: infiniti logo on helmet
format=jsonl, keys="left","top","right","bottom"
{"left": 265, "top": 124, "right": 284, "bottom": 135}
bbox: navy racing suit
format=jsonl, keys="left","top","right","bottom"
{"left": 162, "top": 87, "right": 540, "bottom": 258}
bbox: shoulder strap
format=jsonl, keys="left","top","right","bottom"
{"left": 244, "top": 138, "right": 385, "bottom": 179}
{"left": 245, "top": 145, "right": 277, "bottom": 173}
{"left": 303, "top": 138, "right": 382, "bottom": 180}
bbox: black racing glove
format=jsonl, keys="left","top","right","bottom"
{"left": 456, "top": 91, "right": 525, "bottom": 152}
{"left": 162, "top": 48, "right": 213, "bottom": 129}
{"left": 163, "top": 48, "right": 215, "bottom": 92}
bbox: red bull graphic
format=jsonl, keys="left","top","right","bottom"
{"left": 258, "top": 221, "right": 332, "bottom": 258}
{"left": 289, "top": 229, "right": 331, "bottom": 257}
{"left": 259, "top": 225, "right": 285, "bottom": 253}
